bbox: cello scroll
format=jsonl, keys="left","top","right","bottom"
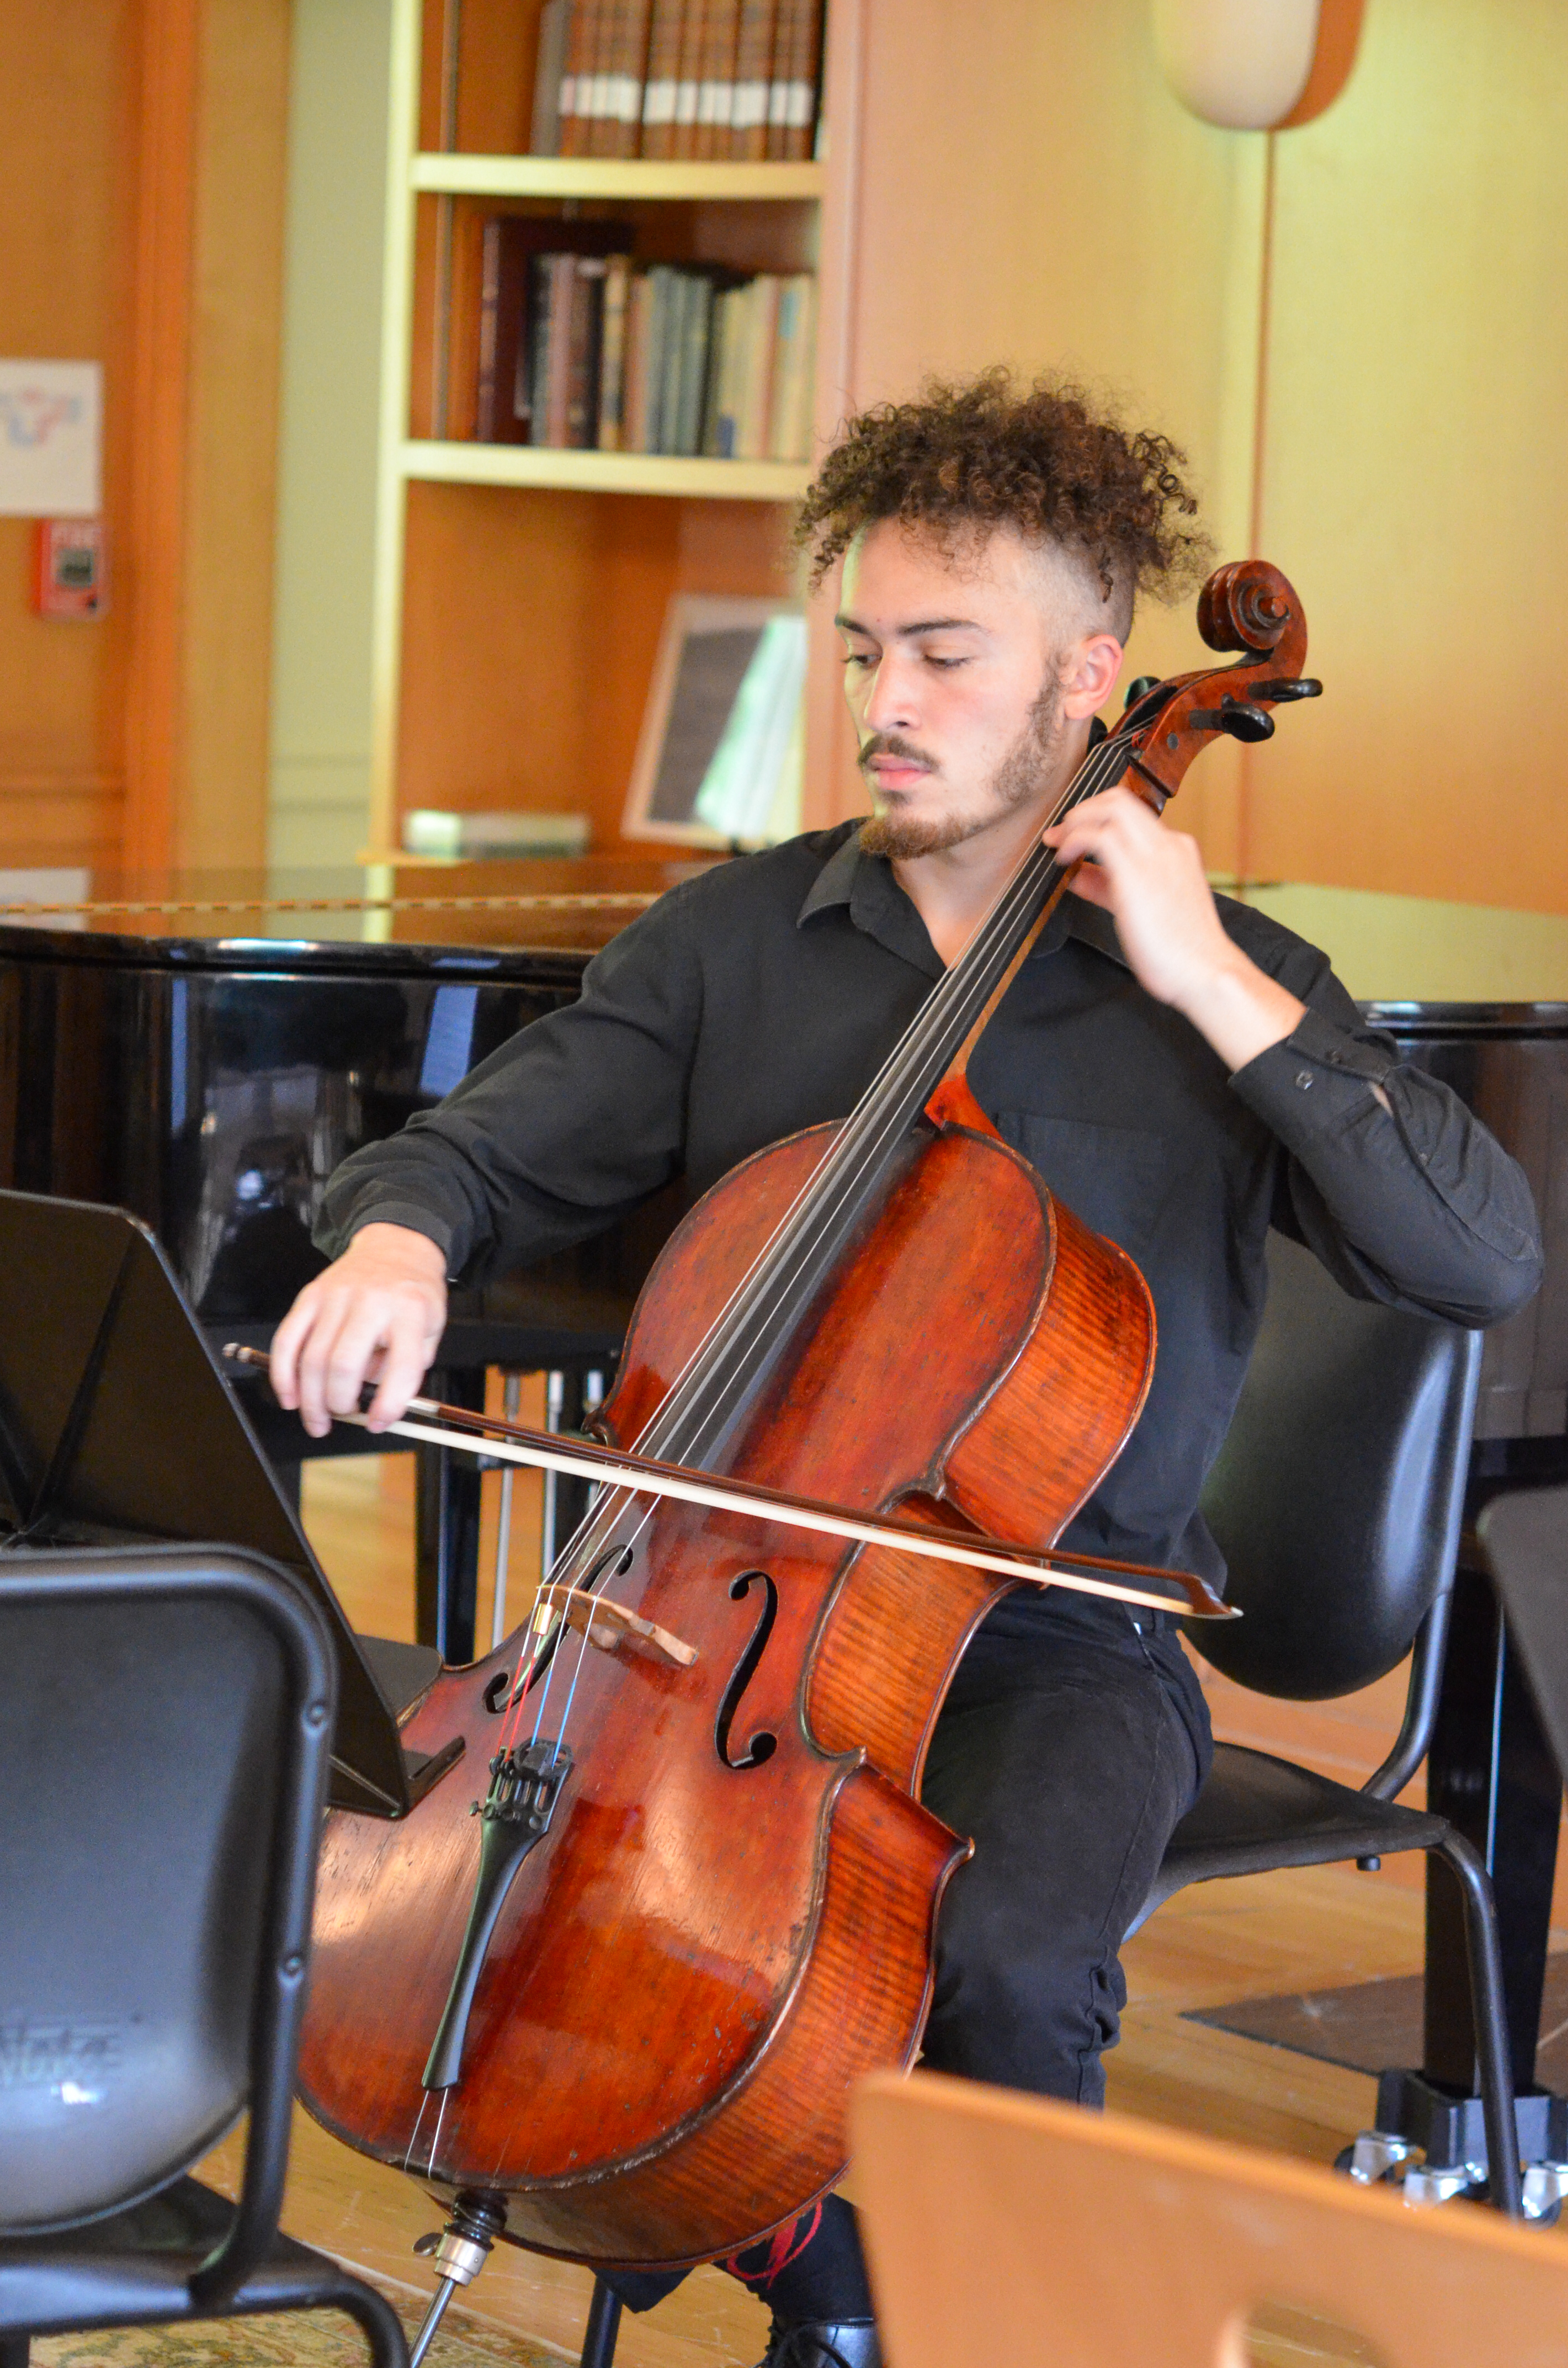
{"left": 1118, "top": 558, "right": 1321, "bottom": 814}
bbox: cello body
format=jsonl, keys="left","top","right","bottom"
{"left": 297, "top": 1118, "right": 1153, "bottom": 2265}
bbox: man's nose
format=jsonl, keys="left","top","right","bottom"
{"left": 861, "top": 655, "right": 919, "bottom": 732}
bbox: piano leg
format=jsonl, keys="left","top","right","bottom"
{"left": 415, "top": 1366, "right": 486, "bottom": 1664}
{"left": 1425, "top": 1559, "right": 1562, "bottom": 2095}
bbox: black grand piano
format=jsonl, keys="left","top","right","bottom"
{"left": 3, "top": 861, "right": 1567, "bottom": 2183}
{"left": 0, "top": 860, "right": 701, "bottom": 1662}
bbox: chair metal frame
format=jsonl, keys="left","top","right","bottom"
{"left": 1140, "top": 1247, "right": 1526, "bottom": 2214}
{"left": 0, "top": 1544, "right": 408, "bottom": 2366}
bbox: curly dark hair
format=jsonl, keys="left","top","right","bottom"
{"left": 794, "top": 370, "right": 1210, "bottom": 634}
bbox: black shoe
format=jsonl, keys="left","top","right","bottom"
{"left": 756, "top": 2318, "right": 881, "bottom": 2368}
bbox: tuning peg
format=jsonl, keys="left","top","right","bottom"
{"left": 1185, "top": 696, "right": 1275, "bottom": 743}
{"left": 1253, "top": 676, "right": 1324, "bottom": 701}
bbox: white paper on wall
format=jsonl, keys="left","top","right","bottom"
{"left": 0, "top": 360, "right": 103, "bottom": 517}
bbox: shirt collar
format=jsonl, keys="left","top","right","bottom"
{"left": 796, "top": 826, "right": 1130, "bottom": 976}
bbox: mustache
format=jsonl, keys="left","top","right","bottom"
{"left": 857, "top": 733, "right": 936, "bottom": 774}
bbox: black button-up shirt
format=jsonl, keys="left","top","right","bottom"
{"left": 320, "top": 824, "right": 1543, "bottom": 1585}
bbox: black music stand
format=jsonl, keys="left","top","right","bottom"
{"left": 0, "top": 1187, "right": 458, "bottom": 1818}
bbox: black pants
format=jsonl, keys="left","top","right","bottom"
{"left": 609, "top": 1589, "right": 1211, "bottom": 2323}
{"left": 918, "top": 1586, "right": 1208, "bottom": 2101}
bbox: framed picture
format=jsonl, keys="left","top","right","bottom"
{"left": 623, "top": 594, "right": 807, "bottom": 849}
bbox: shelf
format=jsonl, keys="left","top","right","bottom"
{"left": 401, "top": 440, "right": 811, "bottom": 501}
{"left": 411, "top": 153, "right": 824, "bottom": 202}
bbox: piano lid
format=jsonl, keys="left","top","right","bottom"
{"left": 0, "top": 855, "right": 719, "bottom": 971}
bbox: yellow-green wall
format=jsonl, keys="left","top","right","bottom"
{"left": 267, "top": 0, "right": 392, "bottom": 872}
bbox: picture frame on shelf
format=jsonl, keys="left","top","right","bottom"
{"left": 623, "top": 593, "right": 806, "bottom": 848}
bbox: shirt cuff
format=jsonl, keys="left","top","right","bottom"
{"left": 313, "top": 1199, "right": 458, "bottom": 1275}
{"left": 1228, "top": 1006, "right": 1395, "bottom": 1128}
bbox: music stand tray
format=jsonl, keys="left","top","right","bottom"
{"left": 0, "top": 1187, "right": 458, "bottom": 1817}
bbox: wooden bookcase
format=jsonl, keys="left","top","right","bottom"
{"left": 367, "top": 0, "right": 844, "bottom": 861}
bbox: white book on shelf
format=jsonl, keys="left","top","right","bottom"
{"left": 769, "top": 273, "right": 816, "bottom": 461}
{"left": 740, "top": 273, "right": 780, "bottom": 459}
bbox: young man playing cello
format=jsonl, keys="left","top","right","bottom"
{"left": 271, "top": 374, "right": 1540, "bottom": 2368}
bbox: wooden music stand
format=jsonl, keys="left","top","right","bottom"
{"left": 852, "top": 2070, "right": 1568, "bottom": 2368}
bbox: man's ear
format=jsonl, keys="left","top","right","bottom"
{"left": 1059, "top": 633, "right": 1124, "bottom": 720}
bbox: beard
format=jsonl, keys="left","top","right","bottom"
{"left": 858, "top": 674, "right": 1070, "bottom": 860}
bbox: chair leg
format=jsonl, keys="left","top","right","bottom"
{"left": 0, "top": 2334, "right": 30, "bottom": 2368}
{"left": 1433, "top": 1828, "right": 1524, "bottom": 2217}
{"left": 313, "top": 2278, "right": 413, "bottom": 2368}
{"left": 580, "top": 2277, "right": 623, "bottom": 2368}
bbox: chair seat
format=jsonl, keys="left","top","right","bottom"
{"left": 1141, "top": 1741, "right": 1450, "bottom": 1920}
{"left": 0, "top": 2178, "right": 366, "bottom": 2335}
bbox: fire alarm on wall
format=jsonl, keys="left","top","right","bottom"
{"left": 33, "top": 518, "right": 107, "bottom": 619}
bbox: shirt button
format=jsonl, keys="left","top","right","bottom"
{"left": 1295, "top": 1070, "right": 1314, "bottom": 1089}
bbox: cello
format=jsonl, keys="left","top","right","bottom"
{"left": 283, "top": 559, "right": 1319, "bottom": 2294}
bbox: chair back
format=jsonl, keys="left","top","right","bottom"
{"left": 0, "top": 1546, "right": 334, "bottom": 2238}
{"left": 1194, "top": 1233, "right": 1481, "bottom": 1700}
{"left": 852, "top": 2069, "right": 1568, "bottom": 2368}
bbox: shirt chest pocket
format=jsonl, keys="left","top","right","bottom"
{"left": 993, "top": 1112, "right": 1172, "bottom": 1271}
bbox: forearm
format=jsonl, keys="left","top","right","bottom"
{"left": 1168, "top": 946, "right": 1306, "bottom": 1075}
{"left": 316, "top": 1123, "right": 493, "bottom": 1275}
{"left": 1235, "top": 1013, "right": 1543, "bottom": 1325}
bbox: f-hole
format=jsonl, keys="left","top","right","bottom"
{"left": 715, "top": 1570, "right": 778, "bottom": 1770}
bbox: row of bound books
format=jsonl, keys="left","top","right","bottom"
{"left": 529, "top": 0, "right": 826, "bottom": 160}
{"left": 477, "top": 219, "right": 815, "bottom": 458}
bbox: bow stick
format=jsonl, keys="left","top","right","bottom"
{"left": 222, "top": 1344, "right": 1235, "bottom": 1621}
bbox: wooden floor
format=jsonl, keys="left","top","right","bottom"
{"left": 189, "top": 1454, "right": 1568, "bottom": 2368}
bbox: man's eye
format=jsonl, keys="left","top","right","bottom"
{"left": 924, "top": 655, "right": 967, "bottom": 670}
{"left": 842, "top": 650, "right": 876, "bottom": 668}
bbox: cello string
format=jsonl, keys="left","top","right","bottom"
{"left": 494, "top": 725, "right": 1135, "bottom": 1721}
{"left": 402, "top": 2085, "right": 432, "bottom": 2171}
{"left": 626, "top": 726, "right": 1134, "bottom": 1468}
{"left": 425, "top": 2083, "right": 450, "bottom": 2175}
{"left": 487, "top": 723, "right": 1137, "bottom": 1758}
{"left": 627, "top": 746, "right": 1119, "bottom": 1468}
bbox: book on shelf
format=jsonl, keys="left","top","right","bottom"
{"left": 476, "top": 215, "right": 635, "bottom": 443}
{"left": 767, "top": 0, "right": 823, "bottom": 160}
{"left": 526, "top": 0, "right": 825, "bottom": 161}
{"left": 731, "top": 0, "right": 774, "bottom": 158}
{"left": 694, "top": 0, "right": 741, "bottom": 160}
{"left": 472, "top": 218, "right": 816, "bottom": 460}
{"left": 530, "top": 0, "right": 572, "bottom": 153}
{"left": 640, "top": 0, "right": 683, "bottom": 157}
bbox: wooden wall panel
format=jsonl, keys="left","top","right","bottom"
{"left": 0, "top": 0, "right": 286, "bottom": 882}
{"left": 0, "top": 0, "right": 140, "bottom": 868}
{"left": 120, "top": 0, "right": 200, "bottom": 875}
{"left": 1250, "top": 0, "right": 1568, "bottom": 910}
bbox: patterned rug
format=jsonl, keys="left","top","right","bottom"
{"left": 31, "top": 2272, "right": 568, "bottom": 2368}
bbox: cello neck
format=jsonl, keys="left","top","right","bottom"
{"left": 625, "top": 724, "right": 1135, "bottom": 1475}
{"left": 832, "top": 716, "right": 1128, "bottom": 1145}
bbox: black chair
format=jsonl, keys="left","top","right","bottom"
{"left": 0, "top": 1544, "right": 408, "bottom": 2368}
{"left": 1134, "top": 1232, "right": 1524, "bottom": 2215}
